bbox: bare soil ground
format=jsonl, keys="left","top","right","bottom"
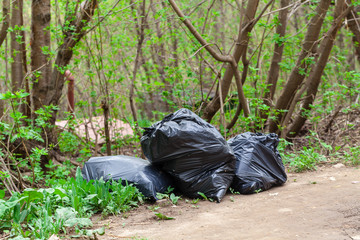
{"left": 92, "top": 165, "right": 360, "bottom": 240}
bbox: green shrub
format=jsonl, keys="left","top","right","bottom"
{"left": 283, "top": 147, "right": 328, "bottom": 172}
{"left": 0, "top": 168, "right": 143, "bottom": 239}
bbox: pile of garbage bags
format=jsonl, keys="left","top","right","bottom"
{"left": 82, "top": 108, "right": 287, "bottom": 202}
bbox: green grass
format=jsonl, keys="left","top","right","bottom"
{"left": 283, "top": 147, "right": 328, "bottom": 172}
{"left": 0, "top": 168, "right": 143, "bottom": 239}
{"left": 343, "top": 146, "right": 360, "bottom": 166}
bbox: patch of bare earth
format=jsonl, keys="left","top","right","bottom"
{"left": 92, "top": 166, "right": 360, "bottom": 240}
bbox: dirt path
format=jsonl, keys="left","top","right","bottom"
{"left": 95, "top": 165, "right": 360, "bottom": 240}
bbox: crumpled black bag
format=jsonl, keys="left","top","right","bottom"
{"left": 81, "top": 155, "right": 172, "bottom": 200}
{"left": 227, "top": 132, "right": 287, "bottom": 194}
{"left": 141, "top": 108, "right": 236, "bottom": 202}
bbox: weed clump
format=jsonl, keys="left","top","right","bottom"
{"left": 0, "top": 168, "right": 143, "bottom": 239}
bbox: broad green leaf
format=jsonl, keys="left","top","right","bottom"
{"left": 23, "top": 189, "right": 44, "bottom": 202}
{"left": 64, "top": 218, "right": 93, "bottom": 228}
{"left": 0, "top": 189, "right": 5, "bottom": 199}
{"left": 53, "top": 188, "right": 67, "bottom": 198}
{"left": 84, "top": 194, "right": 97, "bottom": 200}
{"left": 156, "top": 192, "right": 168, "bottom": 200}
{"left": 44, "top": 188, "right": 55, "bottom": 194}
{"left": 197, "top": 192, "right": 208, "bottom": 201}
{"left": 154, "top": 212, "right": 174, "bottom": 220}
{"left": 84, "top": 226, "right": 105, "bottom": 236}
{"left": 0, "top": 196, "right": 28, "bottom": 218}
{"left": 37, "top": 188, "right": 55, "bottom": 195}
{"left": 170, "top": 193, "right": 180, "bottom": 205}
{"left": 55, "top": 207, "right": 76, "bottom": 220}
{"left": 19, "top": 209, "right": 28, "bottom": 223}
{"left": 18, "top": 92, "right": 30, "bottom": 98}
{"left": 13, "top": 203, "right": 21, "bottom": 223}
{"left": 0, "top": 203, "right": 7, "bottom": 218}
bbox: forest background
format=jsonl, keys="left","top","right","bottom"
{"left": 0, "top": 0, "right": 360, "bottom": 239}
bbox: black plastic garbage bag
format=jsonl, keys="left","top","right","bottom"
{"left": 228, "top": 132, "right": 287, "bottom": 194}
{"left": 141, "top": 108, "right": 236, "bottom": 202}
{"left": 81, "top": 155, "right": 172, "bottom": 200}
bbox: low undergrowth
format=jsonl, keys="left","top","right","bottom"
{"left": 280, "top": 127, "right": 360, "bottom": 173}
{"left": 0, "top": 168, "right": 143, "bottom": 239}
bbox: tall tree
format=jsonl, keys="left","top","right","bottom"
{"left": 10, "top": 0, "right": 24, "bottom": 92}
{"left": 202, "top": 0, "right": 260, "bottom": 122}
{"left": 285, "top": 0, "right": 351, "bottom": 137}
{"left": 0, "top": 0, "right": 9, "bottom": 47}
{"left": 27, "top": 0, "right": 97, "bottom": 168}
{"left": 346, "top": 5, "right": 360, "bottom": 64}
{"left": 262, "top": 0, "right": 290, "bottom": 110}
{"left": 31, "top": 0, "right": 51, "bottom": 117}
{"left": 0, "top": 0, "right": 10, "bottom": 117}
{"left": 129, "top": 0, "right": 148, "bottom": 139}
{"left": 31, "top": 0, "right": 98, "bottom": 125}
{"left": 268, "top": 0, "right": 332, "bottom": 133}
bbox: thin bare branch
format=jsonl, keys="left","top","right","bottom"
{"left": 168, "top": 0, "right": 250, "bottom": 123}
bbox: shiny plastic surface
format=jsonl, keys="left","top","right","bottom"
{"left": 141, "top": 108, "right": 236, "bottom": 202}
{"left": 228, "top": 132, "right": 287, "bottom": 194}
{"left": 81, "top": 155, "right": 172, "bottom": 200}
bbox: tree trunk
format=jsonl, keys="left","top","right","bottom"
{"left": 129, "top": 0, "right": 147, "bottom": 139}
{"left": 149, "top": 1, "right": 173, "bottom": 111}
{"left": 31, "top": 0, "right": 51, "bottom": 117}
{"left": 42, "top": 0, "right": 97, "bottom": 125}
{"left": 202, "top": 0, "right": 259, "bottom": 122}
{"left": 0, "top": 0, "right": 9, "bottom": 117}
{"left": 29, "top": 0, "right": 97, "bottom": 168}
{"left": 101, "top": 100, "right": 111, "bottom": 155}
{"left": 10, "top": 0, "right": 24, "bottom": 92}
{"left": 263, "top": 0, "right": 290, "bottom": 108}
{"left": 0, "top": 83, "right": 3, "bottom": 118}
{"left": 226, "top": 52, "right": 249, "bottom": 130}
{"left": 346, "top": 7, "right": 360, "bottom": 64}
{"left": 0, "top": 0, "right": 10, "bottom": 47}
{"left": 286, "top": 0, "right": 351, "bottom": 137}
{"left": 268, "top": 0, "right": 331, "bottom": 133}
